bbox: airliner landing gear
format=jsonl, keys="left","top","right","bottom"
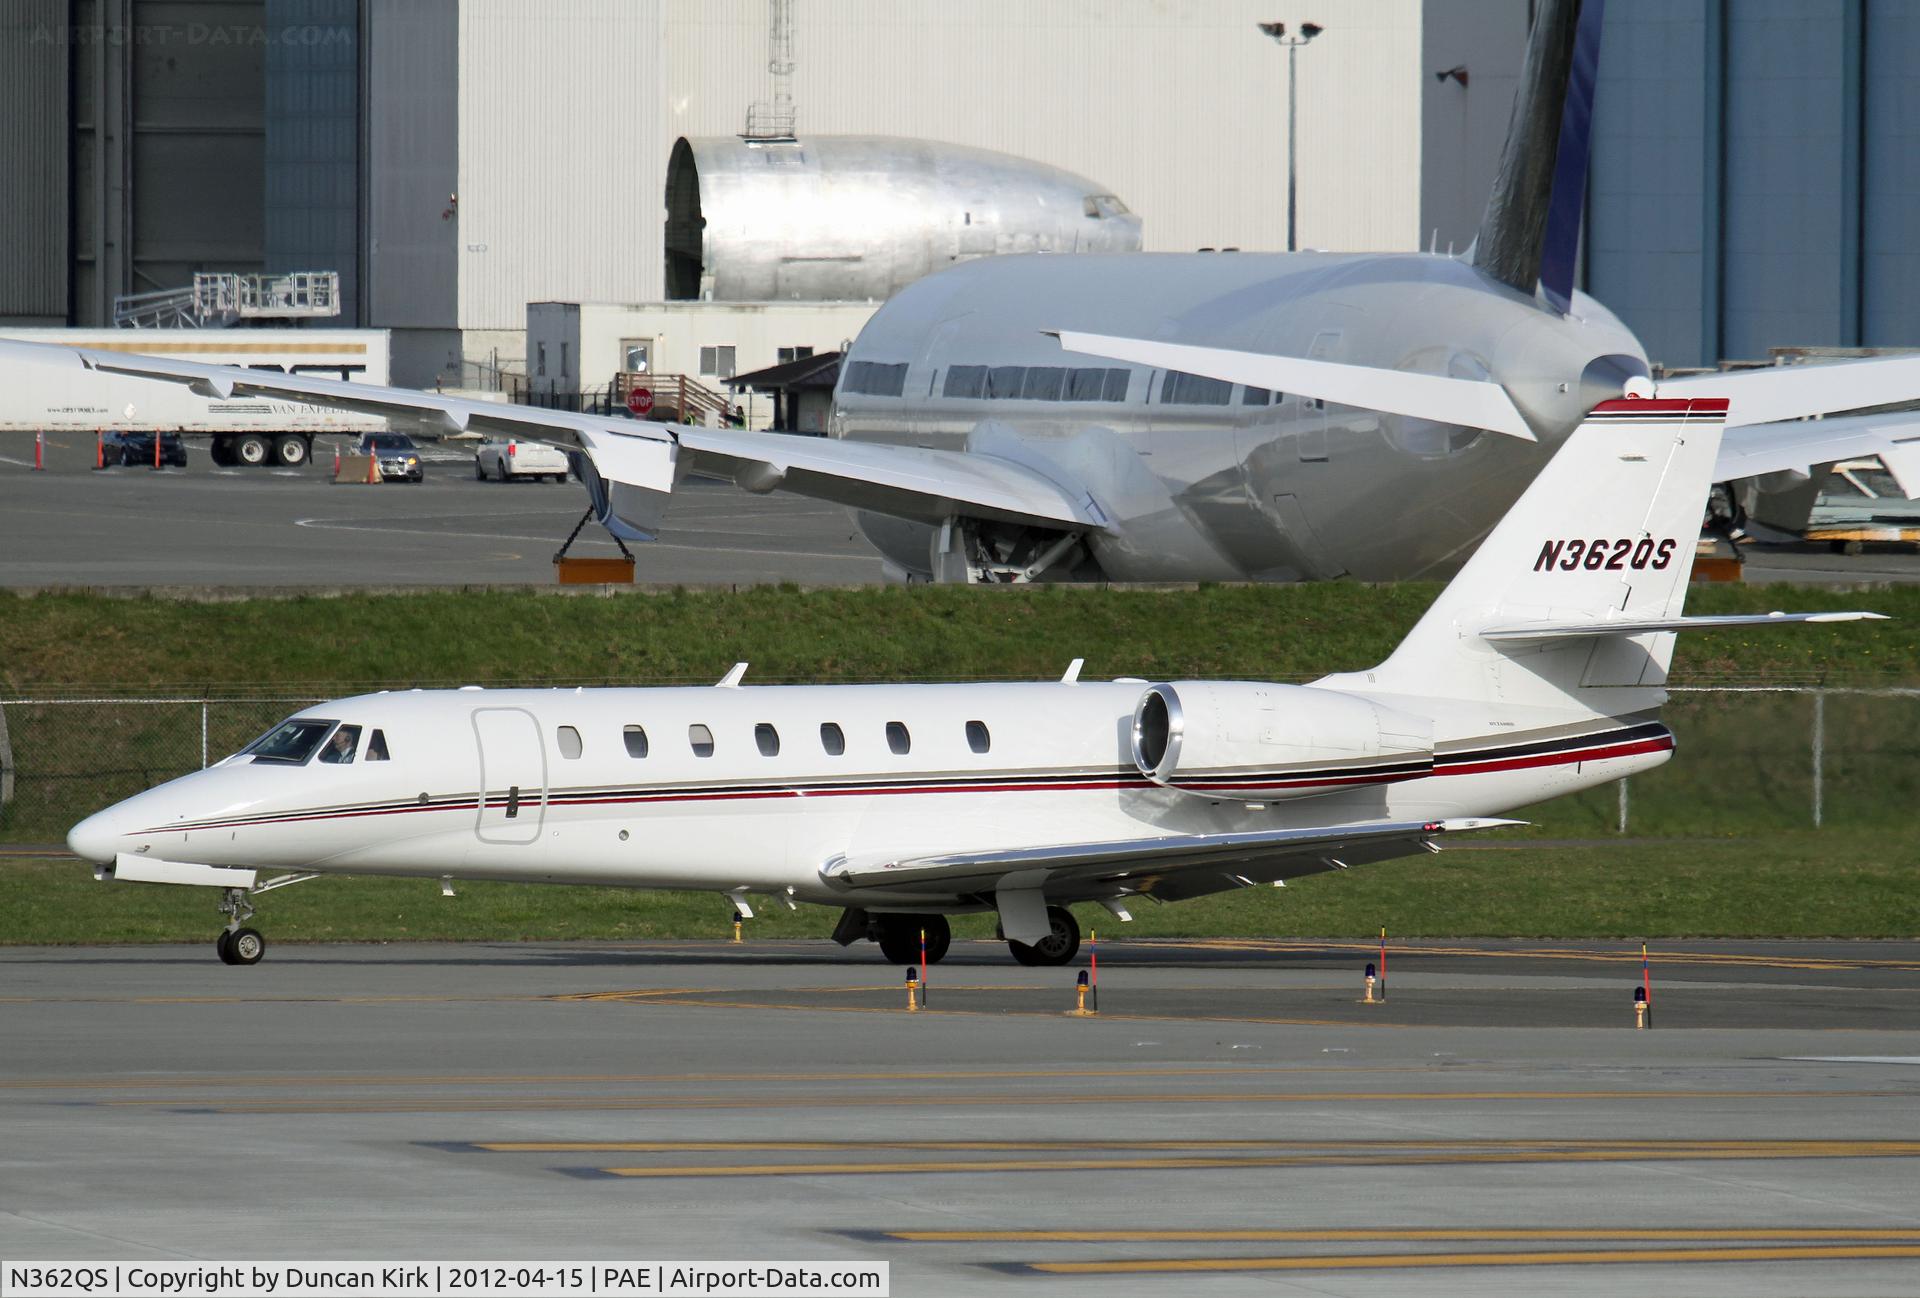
{"left": 211, "top": 874, "right": 319, "bottom": 966}
{"left": 875, "top": 914, "right": 950, "bottom": 965}
{"left": 1008, "top": 906, "right": 1079, "bottom": 967}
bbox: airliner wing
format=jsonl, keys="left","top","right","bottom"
{"left": 1714, "top": 412, "right": 1920, "bottom": 496}
{"left": 1664, "top": 357, "right": 1920, "bottom": 428}
{"left": 1480, "top": 612, "right": 1887, "bottom": 641}
{"left": 820, "top": 816, "right": 1520, "bottom": 903}
{"left": 0, "top": 339, "right": 1103, "bottom": 538}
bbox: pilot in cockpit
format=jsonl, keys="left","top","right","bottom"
{"left": 319, "top": 724, "right": 361, "bottom": 764}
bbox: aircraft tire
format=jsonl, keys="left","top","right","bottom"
{"left": 875, "top": 922, "right": 920, "bottom": 965}
{"left": 228, "top": 927, "right": 266, "bottom": 966}
{"left": 1006, "top": 906, "right": 1079, "bottom": 967}
{"left": 216, "top": 931, "right": 237, "bottom": 964}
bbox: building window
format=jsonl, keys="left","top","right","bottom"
{"left": 886, "top": 722, "right": 911, "bottom": 755}
{"left": 966, "top": 720, "right": 991, "bottom": 754}
{"left": 556, "top": 725, "right": 583, "bottom": 759}
{"left": 1020, "top": 367, "right": 1067, "bottom": 401}
{"left": 699, "top": 345, "right": 737, "bottom": 379}
{"left": 623, "top": 725, "right": 649, "bottom": 759}
{"left": 560, "top": 341, "right": 570, "bottom": 380}
{"left": 755, "top": 723, "right": 780, "bottom": 757}
{"left": 536, "top": 343, "right": 547, "bottom": 378}
{"left": 820, "top": 722, "right": 845, "bottom": 756}
{"left": 688, "top": 723, "right": 715, "bottom": 757}
{"left": 1241, "top": 386, "right": 1272, "bottom": 406}
{"left": 842, "top": 360, "right": 909, "bottom": 396}
{"left": 777, "top": 346, "right": 815, "bottom": 365}
{"left": 987, "top": 366, "right": 1027, "bottom": 399}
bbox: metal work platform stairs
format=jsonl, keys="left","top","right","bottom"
{"left": 112, "top": 271, "right": 341, "bottom": 329}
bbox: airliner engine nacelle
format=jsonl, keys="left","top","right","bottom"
{"left": 1129, "top": 682, "right": 1435, "bottom": 801}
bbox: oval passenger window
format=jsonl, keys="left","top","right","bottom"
{"left": 820, "top": 722, "right": 845, "bottom": 756}
{"left": 689, "top": 724, "right": 715, "bottom": 758}
{"left": 886, "top": 722, "right": 911, "bottom": 755}
{"left": 966, "top": 720, "right": 991, "bottom": 754}
{"left": 623, "top": 725, "right": 649, "bottom": 759}
{"left": 556, "top": 725, "right": 583, "bottom": 760}
{"left": 755, "top": 723, "right": 780, "bottom": 757}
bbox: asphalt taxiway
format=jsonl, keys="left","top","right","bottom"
{"left": 0, "top": 432, "right": 883, "bottom": 586}
{"left": 3, "top": 938, "right": 1918, "bottom": 1295}
{"left": 7, "top": 430, "right": 1920, "bottom": 589}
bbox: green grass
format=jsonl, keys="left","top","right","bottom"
{"left": 5, "top": 830, "right": 1916, "bottom": 944}
{"left": 2, "top": 581, "right": 1917, "bottom": 695}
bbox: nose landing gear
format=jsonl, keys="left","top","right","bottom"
{"left": 212, "top": 873, "right": 318, "bottom": 966}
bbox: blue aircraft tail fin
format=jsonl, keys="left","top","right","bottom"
{"left": 1470, "top": 0, "right": 1607, "bottom": 312}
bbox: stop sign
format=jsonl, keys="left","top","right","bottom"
{"left": 627, "top": 385, "right": 654, "bottom": 416}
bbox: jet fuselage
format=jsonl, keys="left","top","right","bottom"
{"left": 833, "top": 250, "right": 1648, "bottom": 582}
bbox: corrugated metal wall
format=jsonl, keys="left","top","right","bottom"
{"left": 454, "top": 0, "right": 665, "bottom": 333}
{"left": 265, "top": 0, "right": 360, "bottom": 319}
{"left": 1587, "top": 0, "right": 1920, "bottom": 367}
{"left": 440, "top": 0, "right": 1431, "bottom": 333}
{"left": 0, "top": 1, "right": 70, "bottom": 322}
{"left": 364, "top": 0, "right": 456, "bottom": 329}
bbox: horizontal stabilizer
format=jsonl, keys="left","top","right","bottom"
{"left": 1480, "top": 611, "right": 1889, "bottom": 642}
{"left": 820, "top": 817, "right": 1521, "bottom": 893}
{"left": 1048, "top": 330, "right": 1535, "bottom": 440}
{"left": 1666, "top": 356, "right": 1920, "bottom": 428}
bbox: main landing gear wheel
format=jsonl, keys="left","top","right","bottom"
{"left": 216, "top": 928, "right": 265, "bottom": 965}
{"left": 1008, "top": 906, "right": 1079, "bottom": 967}
{"left": 875, "top": 914, "right": 950, "bottom": 965}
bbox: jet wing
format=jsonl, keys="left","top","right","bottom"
{"left": 0, "top": 339, "right": 1105, "bottom": 538}
{"left": 1714, "top": 412, "right": 1920, "bottom": 497}
{"left": 1664, "top": 356, "right": 1920, "bottom": 428}
{"left": 1480, "top": 612, "right": 1888, "bottom": 641}
{"left": 818, "top": 817, "right": 1520, "bottom": 904}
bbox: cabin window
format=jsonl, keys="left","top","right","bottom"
{"left": 844, "top": 360, "right": 909, "bottom": 397}
{"left": 820, "top": 722, "right": 846, "bottom": 756}
{"left": 1241, "top": 386, "right": 1272, "bottom": 406}
{"left": 886, "top": 721, "right": 911, "bottom": 755}
{"left": 318, "top": 724, "right": 362, "bottom": 765}
{"left": 556, "top": 726, "right": 583, "bottom": 759}
{"left": 365, "top": 729, "right": 390, "bottom": 761}
{"left": 689, "top": 724, "right": 716, "bottom": 757}
{"left": 623, "top": 725, "right": 649, "bottom": 758}
{"left": 1161, "top": 371, "right": 1233, "bottom": 405}
{"left": 755, "top": 723, "right": 781, "bottom": 757}
{"left": 246, "top": 718, "right": 335, "bottom": 765}
{"left": 1020, "top": 366, "right": 1067, "bottom": 401}
{"left": 987, "top": 365, "right": 1027, "bottom": 399}
{"left": 966, "top": 720, "right": 991, "bottom": 754}
{"left": 942, "top": 365, "right": 987, "bottom": 399}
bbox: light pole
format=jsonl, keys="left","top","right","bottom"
{"left": 1257, "top": 21, "right": 1323, "bottom": 252}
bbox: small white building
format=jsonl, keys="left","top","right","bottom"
{"left": 525, "top": 301, "right": 880, "bottom": 427}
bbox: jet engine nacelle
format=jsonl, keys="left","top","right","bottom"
{"left": 1130, "top": 681, "right": 1434, "bottom": 801}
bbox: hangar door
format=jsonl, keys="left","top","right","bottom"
{"left": 472, "top": 708, "right": 547, "bottom": 845}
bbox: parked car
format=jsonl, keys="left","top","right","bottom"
{"left": 356, "top": 432, "right": 425, "bottom": 482}
{"left": 474, "top": 436, "right": 569, "bottom": 483}
{"left": 103, "top": 430, "right": 187, "bottom": 468}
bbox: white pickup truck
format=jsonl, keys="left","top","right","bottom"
{"left": 473, "top": 437, "right": 571, "bottom": 483}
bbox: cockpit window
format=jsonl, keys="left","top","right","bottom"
{"left": 248, "top": 719, "right": 336, "bottom": 765}
{"left": 318, "top": 724, "right": 362, "bottom": 765}
{"left": 365, "top": 729, "right": 391, "bottom": 762}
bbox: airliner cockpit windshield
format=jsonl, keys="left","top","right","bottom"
{"left": 246, "top": 718, "right": 337, "bottom": 765}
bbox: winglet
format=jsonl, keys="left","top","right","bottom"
{"left": 1061, "top": 658, "right": 1085, "bottom": 684}
{"left": 717, "top": 663, "right": 749, "bottom": 688}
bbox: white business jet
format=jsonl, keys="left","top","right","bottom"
{"left": 67, "top": 389, "right": 1880, "bottom": 966}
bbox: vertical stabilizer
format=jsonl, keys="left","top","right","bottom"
{"left": 1343, "top": 395, "right": 1728, "bottom": 711}
{"left": 1470, "top": 0, "right": 1606, "bottom": 310}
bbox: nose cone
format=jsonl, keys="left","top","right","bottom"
{"left": 67, "top": 808, "right": 125, "bottom": 864}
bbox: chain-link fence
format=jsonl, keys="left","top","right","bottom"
{"left": 2, "top": 689, "right": 1915, "bottom": 845}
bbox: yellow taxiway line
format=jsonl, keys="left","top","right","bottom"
{"left": 1023, "top": 1244, "right": 1920, "bottom": 1274}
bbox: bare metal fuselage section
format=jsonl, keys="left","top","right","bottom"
{"left": 832, "top": 250, "right": 1647, "bottom": 582}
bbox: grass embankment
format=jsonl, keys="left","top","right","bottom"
{"left": 3, "top": 582, "right": 1918, "bottom": 693}
{"left": 4, "top": 831, "right": 1915, "bottom": 943}
{"left": 2, "top": 584, "right": 1915, "bottom": 942}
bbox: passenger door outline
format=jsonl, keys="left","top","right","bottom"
{"left": 472, "top": 707, "right": 548, "bottom": 845}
